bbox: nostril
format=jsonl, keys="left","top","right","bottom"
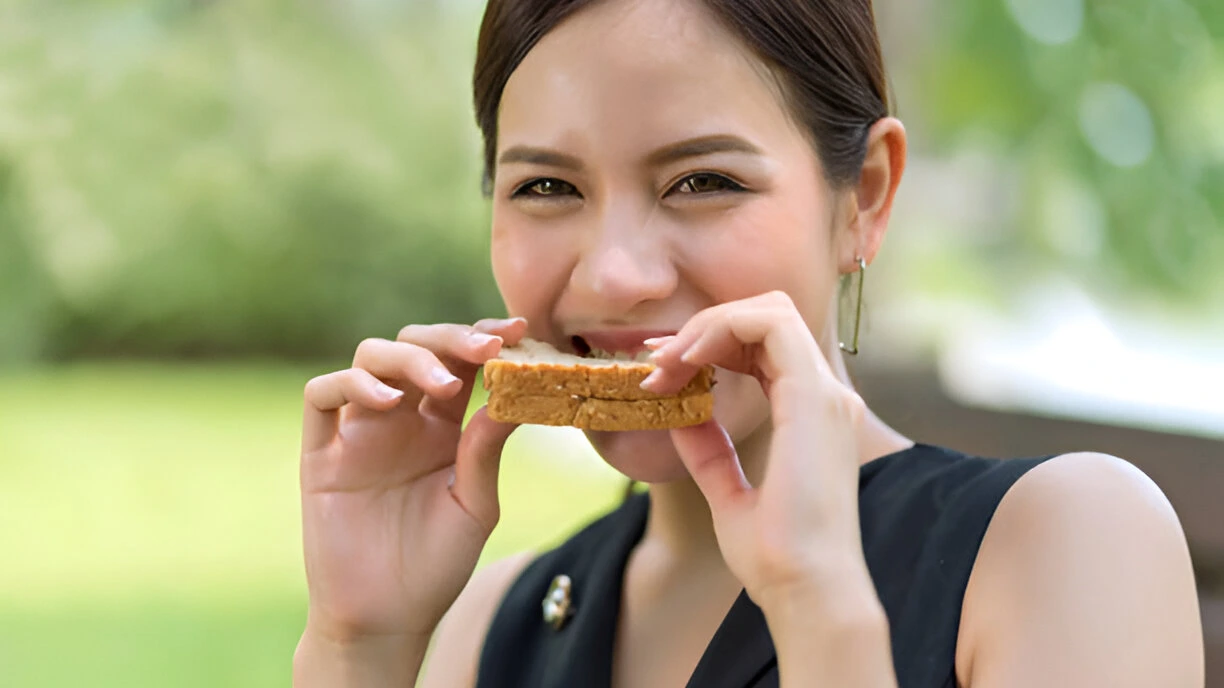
{"left": 571, "top": 336, "right": 592, "bottom": 356}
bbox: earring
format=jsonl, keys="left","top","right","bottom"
{"left": 839, "top": 256, "right": 867, "bottom": 356}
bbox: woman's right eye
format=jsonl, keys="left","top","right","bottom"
{"left": 512, "top": 178, "right": 579, "bottom": 198}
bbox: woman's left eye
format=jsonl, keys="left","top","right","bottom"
{"left": 669, "top": 173, "right": 745, "bottom": 196}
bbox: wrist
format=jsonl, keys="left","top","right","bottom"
{"left": 761, "top": 579, "right": 887, "bottom": 641}
{"left": 761, "top": 582, "right": 895, "bottom": 687}
{"left": 294, "top": 625, "right": 431, "bottom": 688}
{"left": 753, "top": 551, "right": 876, "bottom": 620}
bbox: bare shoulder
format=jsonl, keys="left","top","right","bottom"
{"left": 418, "top": 551, "right": 536, "bottom": 688}
{"left": 956, "top": 452, "right": 1204, "bottom": 688}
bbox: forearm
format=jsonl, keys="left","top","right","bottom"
{"left": 763, "top": 582, "right": 898, "bottom": 688}
{"left": 293, "top": 628, "right": 430, "bottom": 688}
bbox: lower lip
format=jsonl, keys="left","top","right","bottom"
{"left": 587, "top": 428, "right": 671, "bottom": 439}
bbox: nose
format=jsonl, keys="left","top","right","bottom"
{"left": 568, "top": 208, "right": 678, "bottom": 313}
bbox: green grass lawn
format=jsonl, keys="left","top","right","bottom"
{"left": 0, "top": 363, "right": 625, "bottom": 687}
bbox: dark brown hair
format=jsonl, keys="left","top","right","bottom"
{"left": 473, "top": 0, "right": 891, "bottom": 193}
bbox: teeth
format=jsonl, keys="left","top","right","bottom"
{"left": 587, "top": 348, "right": 653, "bottom": 363}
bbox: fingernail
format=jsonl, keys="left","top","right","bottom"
{"left": 375, "top": 383, "right": 405, "bottom": 401}
{"left": 471, "top": 333, "right": 502, "bottom": 348}
{"left": 640, "top": 369, "right": 664, "bottom": 390}
{"left": 643, "top": 336, "right": 676, "bottom": 350}
{"left": 431, "top": 368, "right": 461, "bottom": 387}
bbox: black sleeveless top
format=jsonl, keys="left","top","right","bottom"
{"left": 476, "top": 442, "right": 1056, "bottom": 688}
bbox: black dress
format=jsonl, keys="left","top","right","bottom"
{"left": 476, "top": 442, "right": 1056, "bottom": 688}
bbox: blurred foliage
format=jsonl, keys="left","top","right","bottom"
{"left": 0, "top": 0, "right": 501, "bottom": 364}
{"left": 0, "top": 0, "right": 1221, "bottom": 365}
{"left": 904, "top": 0, "right": 1224, "bottom": 306}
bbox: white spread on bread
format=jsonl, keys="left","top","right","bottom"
{"left": 496, "top": 338, "right": 653, "bottom": 366}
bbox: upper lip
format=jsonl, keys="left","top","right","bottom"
{"left": 570, "top": 329, "right": 679, "bottom": 355}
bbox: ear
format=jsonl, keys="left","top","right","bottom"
{"left": 838, "top": 117, "right": 907, "bottom": 273}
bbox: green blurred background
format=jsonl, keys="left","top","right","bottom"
{"left": 1, "top": 0, "right": 1221, "bottom": 685}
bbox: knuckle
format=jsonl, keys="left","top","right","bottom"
{"left": 399, "top": 347, "right": 441, "bottom": 381}
{"left": 827, "top": 386, "right": 865, "bottom": 421}
{"left": 303, "top": 374, "right": 327, "bottom": 399}
{"left": 353, "top": 337, "right": 384, "bottom": 361}
{"left": 396, "top": 323, "right": 426, "bottom": 342}
{"left": 307, "top": 369, "right": 352, "bottom": 391}
{"left": 405, "top": 343, "right": 438, "bottom": 367}
{"left": 483, "top": 505, "right": 502, "bottom": 531}
{"left": 472, "top": 318, "right": 505, "bottom": 331}
{"left": 846, "top": 392, "right": 866, "bottom": 419}
{"left": 398, "top": 323, "right": 472, "bottom": 357}
{"left": 765, "top": 290, "right": 794, "bottom": 308}
{"left": 341, "top": 366, "right": 369, "bottom": 386}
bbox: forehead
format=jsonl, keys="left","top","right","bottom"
{"left": 498, "top": 0, "right": 800, "bottom": 155}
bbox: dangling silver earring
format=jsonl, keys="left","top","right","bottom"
{"left": 839, "top": 256, "right": 867, "bottom": 356}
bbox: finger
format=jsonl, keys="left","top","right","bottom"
{"left": 670, "top": 421, "right": 752, "bottom": 513}
{"left": 690, "top": 298, "right": 817, "bottom": 380}
{"left": 643, "top": 334, "right": 677, "bottom": 351}
{"left": 641, "top": 325, "right": 718, "bottom": 395}
{"left": 399, "top": 318, "right": 528, "bottom": 423}
{"left": 472, "top": 316, "right": 529, "bottom": 346}
{"left": 302, "top": 368, "right": 405, "bottom": 453}
{"left": 646, "top": 294, "right": 827, "bottom": 395}
{"left": 449, "top": 407, "right": 518, "bottom": 530}
{"left": 352, "top": 338, "right": 464, "bottom": 407}
{"left": 650, "top": 325, "right": 771, "bottom": 394}
{"left": 641, "top": 329, "right": 721, "bottom": 396}
{"left": 396, "top": 318, "right": 524, "bottom": 367}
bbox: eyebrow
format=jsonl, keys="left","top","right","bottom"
{"left": 497, "top": 135, "right": 763, "bottom": 173}
{"left": 497, "top": 146, "right": 585, "bottom": 171}
{"left": 644, "top": 134, "right": 764, "bottom": 167}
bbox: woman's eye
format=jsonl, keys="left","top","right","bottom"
{"left": 671, "top": 173, "right": 744, "bottom": 195}
{"left": 675, "top": 172, "right": 739, "bottom": 194}
{"left": 514, "top": 178, "right": 578, "bottom": 198}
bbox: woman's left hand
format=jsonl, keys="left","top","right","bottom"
{"left": 642, "top": 290, "right": 880, "bottom": 620}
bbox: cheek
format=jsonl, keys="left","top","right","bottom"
{"left": 680, "top": 199, "right": 826, "bottom": 301}
{"left": 491, "top": 218, "right": 575, "bottom": 324}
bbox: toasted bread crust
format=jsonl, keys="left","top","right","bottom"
{"left": 486, "top": 390, "right": 714, "bottom": 431}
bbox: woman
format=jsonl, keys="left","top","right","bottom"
{"left": 293, "top": 0, "right": 1205, "bottom": 686}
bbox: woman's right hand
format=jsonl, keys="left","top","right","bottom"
{"left": 297, "top": 317, "right": 528, "bottom": 651}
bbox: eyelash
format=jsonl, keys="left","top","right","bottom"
{"left": 510, "top": 173, "right": 747, "bottom": 200}
{"left": 670, "top": 173, "right": 747, "bottom": 196}
{"left": 512, "top": 178, "right": 580, "bottom": 199}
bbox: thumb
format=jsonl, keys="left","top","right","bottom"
{"left": 451, "top": 407, "right": 518, "bottom": 531}
{"left": 670, "top": 421, "right": 752, "bottom": 514}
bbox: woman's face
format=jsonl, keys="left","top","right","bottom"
{"left": 490, "top": 0, "right": 849, "bottom": 483}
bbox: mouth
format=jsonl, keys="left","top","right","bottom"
{"left": 570, "top": 330, "right": 679, "bottom": 358}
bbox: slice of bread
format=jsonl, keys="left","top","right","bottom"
{"left": 482, "top": 338, "right": 714, "bottom": 431}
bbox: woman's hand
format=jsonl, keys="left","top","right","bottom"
{"left": 643, "top": 291, "right": 868, "bottom": 603}
{"left": 643, "top": 292, "right": 896, "bottom": 685}
{"left": 297, "top": 318, "right": 527, "bottom": 653}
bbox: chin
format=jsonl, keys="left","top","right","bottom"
{"left": 585, "top": 372, "right": 770, "bottom": 484}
